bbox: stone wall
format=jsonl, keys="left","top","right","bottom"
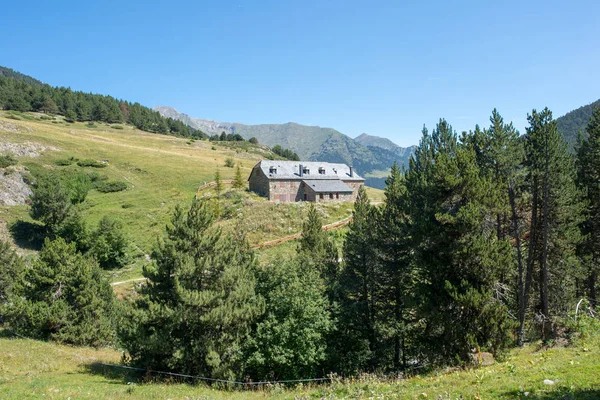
{"left": 342, "top": 180, "right": 364, "bottom": 201}
{"left": 248, "top": 167, "right": 270, "bottom": 197}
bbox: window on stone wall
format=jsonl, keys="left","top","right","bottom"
{"left": 329, "top": 193, "right": 333, "bottom": 199}
{"left": 319, "top": 193, "right": 323, "bottom": 200}
{"left": 304, "top": 193, "right": 307, "bottom": 201}
{"left": 336, "top": 193, "right": 339, "bottom": 199}
{"left": 303, "top": 168, "right": 310, "bottom": 175}
{"left": 319, "top": 167, "right": 325, "bottom": 175}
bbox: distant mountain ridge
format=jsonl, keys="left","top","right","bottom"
{"left": 154, "top": 106, "right": 415, "bottom": 188}
{"left": 556, "top": 98, "right": 600, "bottom": 150}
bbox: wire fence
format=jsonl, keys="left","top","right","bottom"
{"left": 4, "top": 328, "right": 332, "bottom": 387}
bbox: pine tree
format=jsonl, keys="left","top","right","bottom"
{"left": 233, "top": 163, "right": 244, "bottom": 189}
{"left": 525, "top": 108, "right": 583, "bottom": 341}
{"left": 90, "top": 216, "right": 130, "bottom": 269}
{"left": 119, "top": 198, "right": 264, "bottom": 380}
{"left": 5, "top": 238, "right": 116, "bottom": 346}
{"left": 576, "top": 107, "right": 600, "bottom": 303}
{"left": 377, "top": 163, "right": 416, "bottom": 370}
{"left": 298, "top": 203, "right": 338, "bottom": 289}
{"left": 339, "top": 185, "right": 379, "bottom": 371}
{"left": 406, "top": 120, "right": 513, "bottom": 363}
{"left": 0, "top": 241, "right": 24, "bottom": 310}
{"left": 29, "top": 172, "right": 73, "bottom": 236}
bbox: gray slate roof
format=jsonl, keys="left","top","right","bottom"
{"left": 302, "top": 179, "right": 353, "bottom": 193}
{"left": 255, "top": 160, "right": 364, "bottom": 181}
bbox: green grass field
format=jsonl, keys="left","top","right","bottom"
{"left": 0, "top": 112, "right": 382, "bottom": 284}
{"left": 1, "top": 328, "right": 599, "bottom": 399}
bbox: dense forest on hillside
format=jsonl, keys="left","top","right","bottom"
{"left": 557, "top": 98, "right": 600, "bottom": 149}
{"left": 0, "top": 67, "right": 206, "bottom": 139}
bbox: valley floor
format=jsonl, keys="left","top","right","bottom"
{"left": 1, "top": 329, "right": 599, "bottom": 399}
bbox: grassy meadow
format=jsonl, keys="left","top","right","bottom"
{"left": 1, "top": 328, "right": 599, "bottom": 399}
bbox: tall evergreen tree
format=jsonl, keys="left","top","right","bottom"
{"left": 298, "top": 203, "right": 338, "bottom": 290}
{"left": 406, "top": 120, "right": 513, "bottom": 364}
{"left": 377, "top": 163, "right": 415, "bottom": 370}
{"left": 339, "top": 185, "right": 379, "bottom": 371}
{"left": 119, "top": 199, "right": 264, "bottom": 380}
{"left": 524, "top": 108, "right": 583, "bottom": 341}
{"left": 576, "top": 107, "right": 600, "bottom": 303}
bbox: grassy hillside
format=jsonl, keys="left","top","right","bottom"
{"left": 1, "top": 328, "right": 598, "bottom": 399}
{"left": 0, "top": 111, "right": 383, "bottom": 282}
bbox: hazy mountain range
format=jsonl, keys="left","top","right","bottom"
{"left": 154, "top": 106, "right": 415, "bottom": 188}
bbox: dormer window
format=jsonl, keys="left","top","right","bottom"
{"left": 303, "top": 167, "right": 310, "bottom": 175}
{"left": 269, "top": 167, "right": 277, "bottom": 174}
{"left": 333, "top": 168, "right": 337, "bottom": 174}
{"left": 318, "top": 167, "right": 326, "bottom": 175}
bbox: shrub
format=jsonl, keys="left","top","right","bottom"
{"left": 39, "top": 115, "right": 54, "bottom": 121}
{"left": 6, "top": 115, "right": 21, "bottom": 120}
{"left": 249, "top": 137, "right": 259, "bottom": 144}
{"left": 77, "top": 159, "right": 107, "bottom": 168}
{"left": 55, "top": 157, "right": 78, "bottom": 166}
{"left": 86, "top": 171, "right": 107, "bottom": 182}
{"left": 4, "top": 238, "right": 116, "bottom": 347}
{"left": 90, "top": 216, "right": 130, "bottom": 269}
{"left": 0, "top": 154, "right": 18, "bottom": 168}
{"left": 111, "top": 125, "right": 124, "bottom": 130}
{"left": 211, "top": 146, "right": 217, "bottom": 151}
{"left": 94, "top": 180, "right": 128, "bottom": 193}
{"left": 224, "top": 157, "right": 235, "bottom": 168}
{"left": 86, "top": 123, "right": 97, "bottom": 128}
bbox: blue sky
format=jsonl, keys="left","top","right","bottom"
{"left": 2, "top": 0, "right": 599, "bottom": 146}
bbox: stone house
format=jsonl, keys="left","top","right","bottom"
{"left": 248, "top": 160, "right": 365, "bottom": 202}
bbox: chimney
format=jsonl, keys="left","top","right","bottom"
{"left": 299, "top": 164, "right": 303, "bottom": 177}
{"left": 349, "top": 166, "right": 354, "bottom": 177}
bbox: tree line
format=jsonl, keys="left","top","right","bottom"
{"left": 1, "top": 107, "right": 599, "bottom": 383}
{"left": 0, "top": 74, "right": 206, "bottom": 139}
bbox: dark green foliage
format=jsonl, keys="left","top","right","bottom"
{"left": 245, "top": 256, "right": 332, "bottom": 380}
{"left": 271, "top": 144, "right": 300, "bottom": 161}
{"left": 4, "top": 238, "right": 116, "bottom": 346}
{"left": 64, "top": 109, "right": 77, "bottom": 123}
{"left": 557, "top": 98, "right": 600, "bottom": 150}
{"left": 76, "top": 159, "right": 107, "bottom": 168}
{"left": 29, "top": 172, "right": 73, "bottom": 235}
{"left": 62, "top": 169, "right": 92, "bottom": 204}
{"left": 90, "top": 217, "right": 130, "bottom": 269}
{"left": 298, "top": 204, "right": 338, "bottom": 290}
{"left": 0, "top": 66, "right": 45, "bottom": 87}
{"left": 406, "top": 120, "right": 514, "bottom": 364}
{"left": 525, "top": 108, "right": 583, "bottom": 340}
{"left": 576, "top": 107, "right": 600, "bottom": 303}
{"left": 224, "top": 157, "right": 235, "bottom": 168}
{"left": 249, "top": 137, "right": 258, "bottom": 144}
{"left": 0, "top": 153, "right": 18, "bottom": 168}
{"left": 0, "top": 70, "right": 207, "bottom": 139}
{"left": 338, "top": 185, "right": 383, "bottom": 372}
{"left": 111, "top": 125, "right": 124, "bottom": 130}
{"left": 54, "top": 157, "right": 77, "bottom": 166}
{"left": 119, "top": 199, "right": 264, "bottom": 380}
{"left": 94, "top": 180, "right": 127, "bottom": 193}
{"left": 0, "top": 241, "right": 24, "bottom": 309}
